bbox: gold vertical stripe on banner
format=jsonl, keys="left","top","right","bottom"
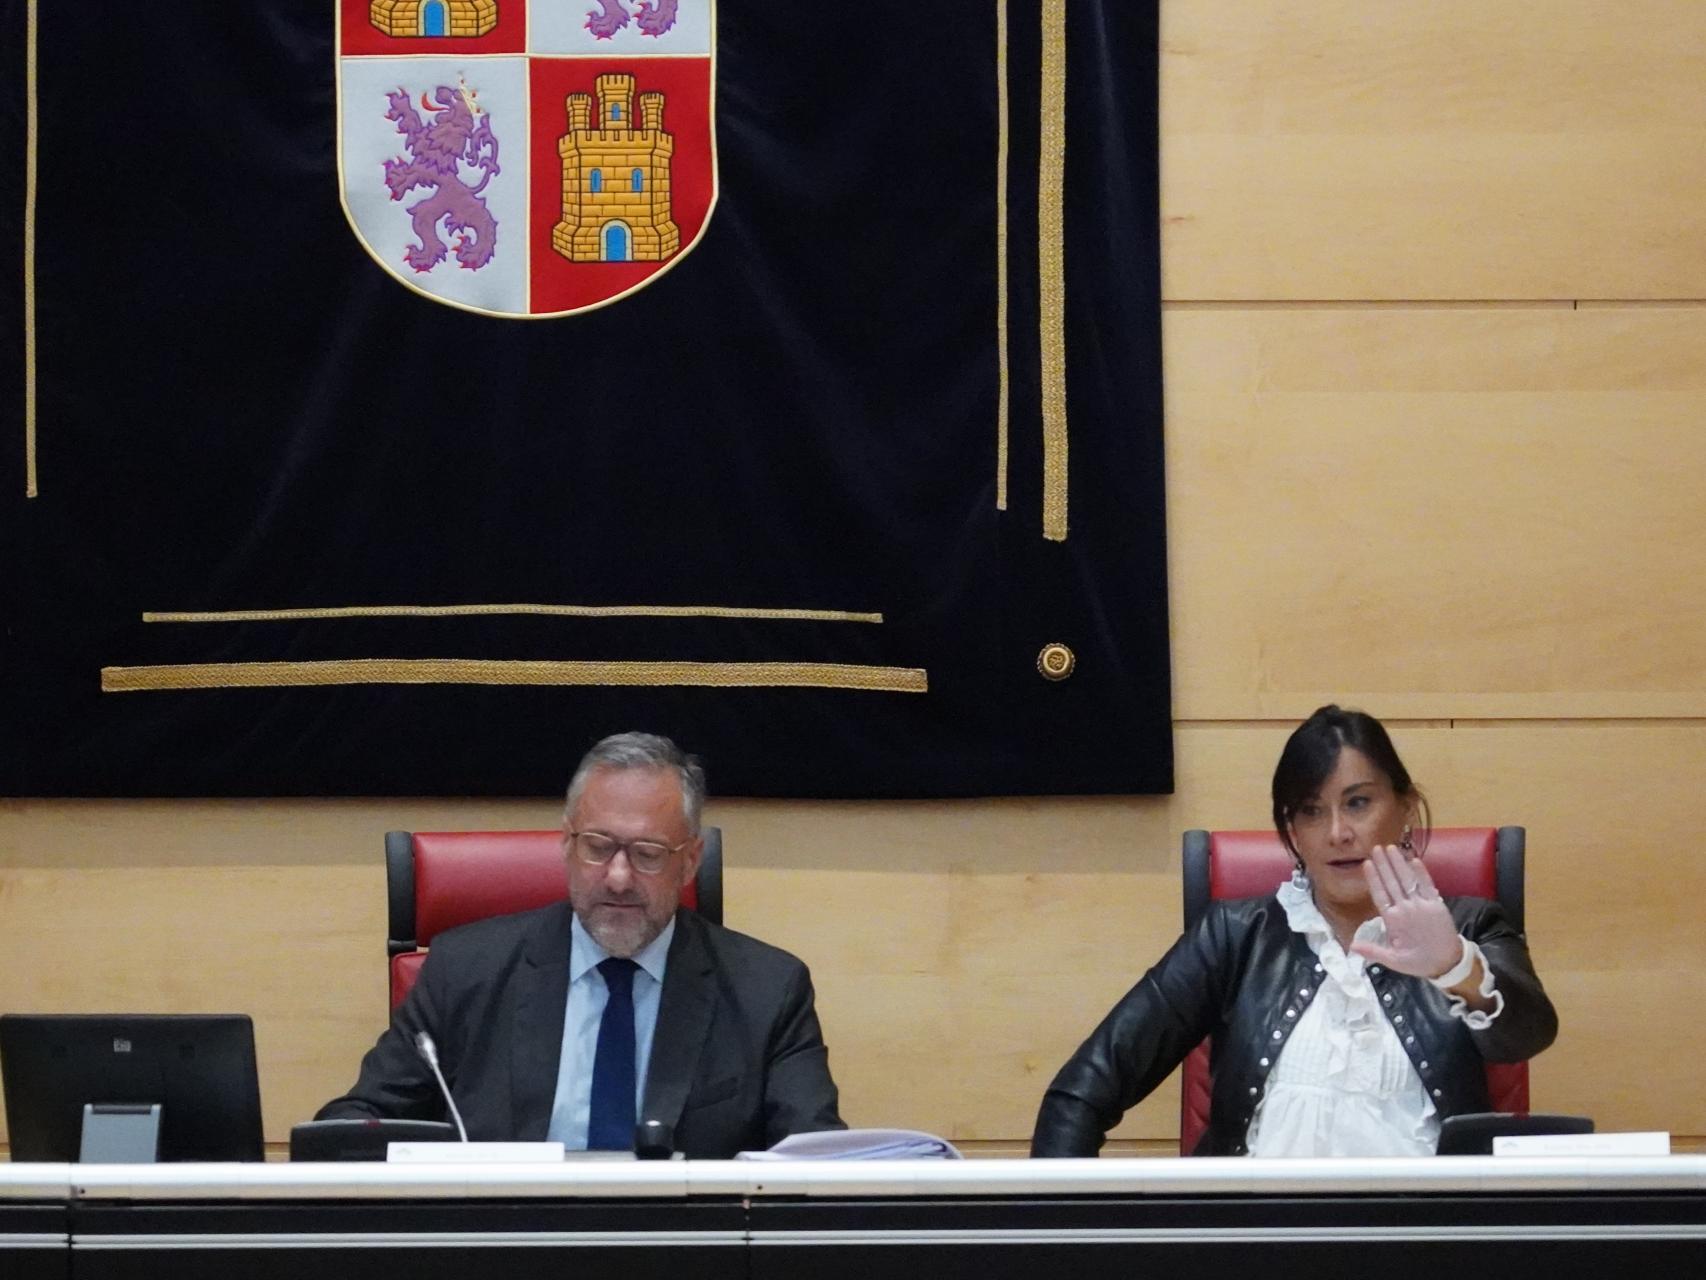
{"left": 995, "top": 0, "right": 1010, "bottom": 511}
{"left": 521, "top": 45, "right": 532, "bottom": 310}
{"left": 23, "top": 0, "right": 39, "bottom": 497}
{"left": 142, "top": 602, "right": 883, "bottom": 624}
{"left": 1038, "top": 0, "right": 1069, "bottom": 541}
{"left": 101, "top": 659, "right": 929, "bottom": 694}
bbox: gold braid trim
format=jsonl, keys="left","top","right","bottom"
{"left": 23, "top": 0, "right": 39, "bottom": 497}
{"left": 101, "top": 659, "right": 928, "bottom": 694}
{"left": 995, "top": 0, "right": 1011, "bottom": 511}
{"left": 1038, "top": 0, "right": 1069, "bottom": 541}
{"left": 143, "top": 603, "right": 883, "bottom": 624}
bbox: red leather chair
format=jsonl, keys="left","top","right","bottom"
{"left": 384, "top": 828, "right": 725, "bottom": 1009}
{"left": 1178, "top": 826, "right": 1528, "bottom": 1154}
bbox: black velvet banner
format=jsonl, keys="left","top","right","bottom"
{"left": 1, "top": 1, "right": 1169, "bottom": 798}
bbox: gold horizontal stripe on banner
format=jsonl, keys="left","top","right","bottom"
{"left": 143, "top": 603, "right": 883, "bottom": 624}
{"left": 101, "top": 659, "right": 928, "bottom": 694}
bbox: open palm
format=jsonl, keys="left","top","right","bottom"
{"left": 1348, "top": 844, "right": 1463, "bottom": 979}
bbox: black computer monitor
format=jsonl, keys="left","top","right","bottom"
{"left": 0, "top": 1014, "right": 265, "bottom": 1162}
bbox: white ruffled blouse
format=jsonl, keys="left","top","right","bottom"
{"left": 1244, "top": 875, "right": 1500, "bottom": 1159}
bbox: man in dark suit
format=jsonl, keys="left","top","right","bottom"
{"left": 316, "top": 733, "right": 843, "bottom": 1157}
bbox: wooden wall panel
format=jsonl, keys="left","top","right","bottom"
{"left": 0, "top": 797, "right": 560, "bottom": 1143}
{"left": 1167, "top": 305, "right": 1706, "bottom": 720}
{"left": 1395, "top": 721, "right": 1706, "bottom": 1134}
{"left": 0, "top": 865, "right": 379, "bottom": 1142}
{"left": 1162, "top": 2, "right": 1706, "bottom": 299}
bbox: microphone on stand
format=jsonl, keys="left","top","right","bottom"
{"left": 413, "top": 1031, "right": 469, "bottom": 1142}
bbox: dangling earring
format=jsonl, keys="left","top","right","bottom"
{"left": 1289, "top": 851, "right": 1308, "bottom": 890}
{"left": 1399, "top": 823, "right": 1414, "bottom": 853}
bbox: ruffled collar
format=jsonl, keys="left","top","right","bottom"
{"left": 1275, "top": 872, "right": 1385, "bottom": 997}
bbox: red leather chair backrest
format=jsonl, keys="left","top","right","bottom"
{"left": 1205, "top": 827, "right": 1497, "bottom": 901}
{"left": 1179, "top": 826, "right": 1528, "bottom": 1153}
{"left": 386, "top": 828, "right": 719, "bottom": 1009}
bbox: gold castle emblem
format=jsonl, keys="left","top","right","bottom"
{"left": 553, "top": 74, "right": 680, "bottom": 264}
{"left": 369, "top": 1, "right": 498, "bottom": 38}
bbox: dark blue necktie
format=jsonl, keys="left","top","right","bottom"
{"left": 587, "top": 957, "right": 639, "bottom": 1151}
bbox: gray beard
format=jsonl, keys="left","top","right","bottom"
{"left": 578, "top": 903, "right": 666, "bottom": 958}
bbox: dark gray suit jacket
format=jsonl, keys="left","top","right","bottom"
{"left": 317, "top": 904, "right": 843, "bottom": 1157}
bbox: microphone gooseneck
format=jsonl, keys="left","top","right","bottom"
{"left": 413, "top": 1030, "right": 469, "bottom": 1142}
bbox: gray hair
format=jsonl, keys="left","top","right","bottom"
{"left": 563, "top": 732, "right": 706, "bottom": 833}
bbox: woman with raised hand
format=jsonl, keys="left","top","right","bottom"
{"left": 1031, "top": 705, "right": 1558, "bottom": 1157}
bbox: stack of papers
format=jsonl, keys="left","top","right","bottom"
{"left": 738, "top": 1128, "right": 962, "bottom": 1160}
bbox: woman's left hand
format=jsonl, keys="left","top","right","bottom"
{"left": 1348, "top": 845, "right": 1465, "bottom": 979}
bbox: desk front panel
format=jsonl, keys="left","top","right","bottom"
{"left": 7, "top": 1156, "right": 1704, "bottom": 1279}
{"left": 0, "top": 1203, "right": 69, "bottom": 1280}
{"left": 747, "top": 1191, "right": 1706, "bottom": 1280}
{"left": 68, "top": 1200, "right": 745, "bottom": 1280}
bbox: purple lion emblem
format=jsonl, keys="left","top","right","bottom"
{"left": 585, "top": 0, "right": 679, "bottom": 39}
{"left": 382, "top": 85, "right": 501, "bottom": 273}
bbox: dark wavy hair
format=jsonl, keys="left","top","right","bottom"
{"left": 1271, "top": 705, "right": 1429, "bottom": 860}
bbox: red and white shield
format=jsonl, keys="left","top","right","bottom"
{"left": 337, "top": 0, "right": 716, "bottom": 318}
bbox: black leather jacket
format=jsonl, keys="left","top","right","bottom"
{"left": 1031, "top": 895, "right": 1558, "bottom": 1156}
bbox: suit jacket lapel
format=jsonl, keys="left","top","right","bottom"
{"left": 509, "top": 901, "right": 574, "bottom": 1140}
{"left": 643, "top": 909, "right": 716, "bottom": 1131}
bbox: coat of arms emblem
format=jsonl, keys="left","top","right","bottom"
{"left": 337, "top": 1, "right": 716, "bottom": 317}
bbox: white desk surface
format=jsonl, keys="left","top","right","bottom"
{"left": 2, "top": 1155, "right": 1704, "bottom": 1202}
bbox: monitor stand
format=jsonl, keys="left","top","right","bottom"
{"left": 80, "top": 1103, "right": 162, "bottom": 1162}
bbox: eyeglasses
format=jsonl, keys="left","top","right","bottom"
{"left": 567, "top": 830, "right": 691, "bottom": 875}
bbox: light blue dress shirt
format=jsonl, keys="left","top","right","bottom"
{"left": 546, "top": 914, "right": 674, "bottom": 1148}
